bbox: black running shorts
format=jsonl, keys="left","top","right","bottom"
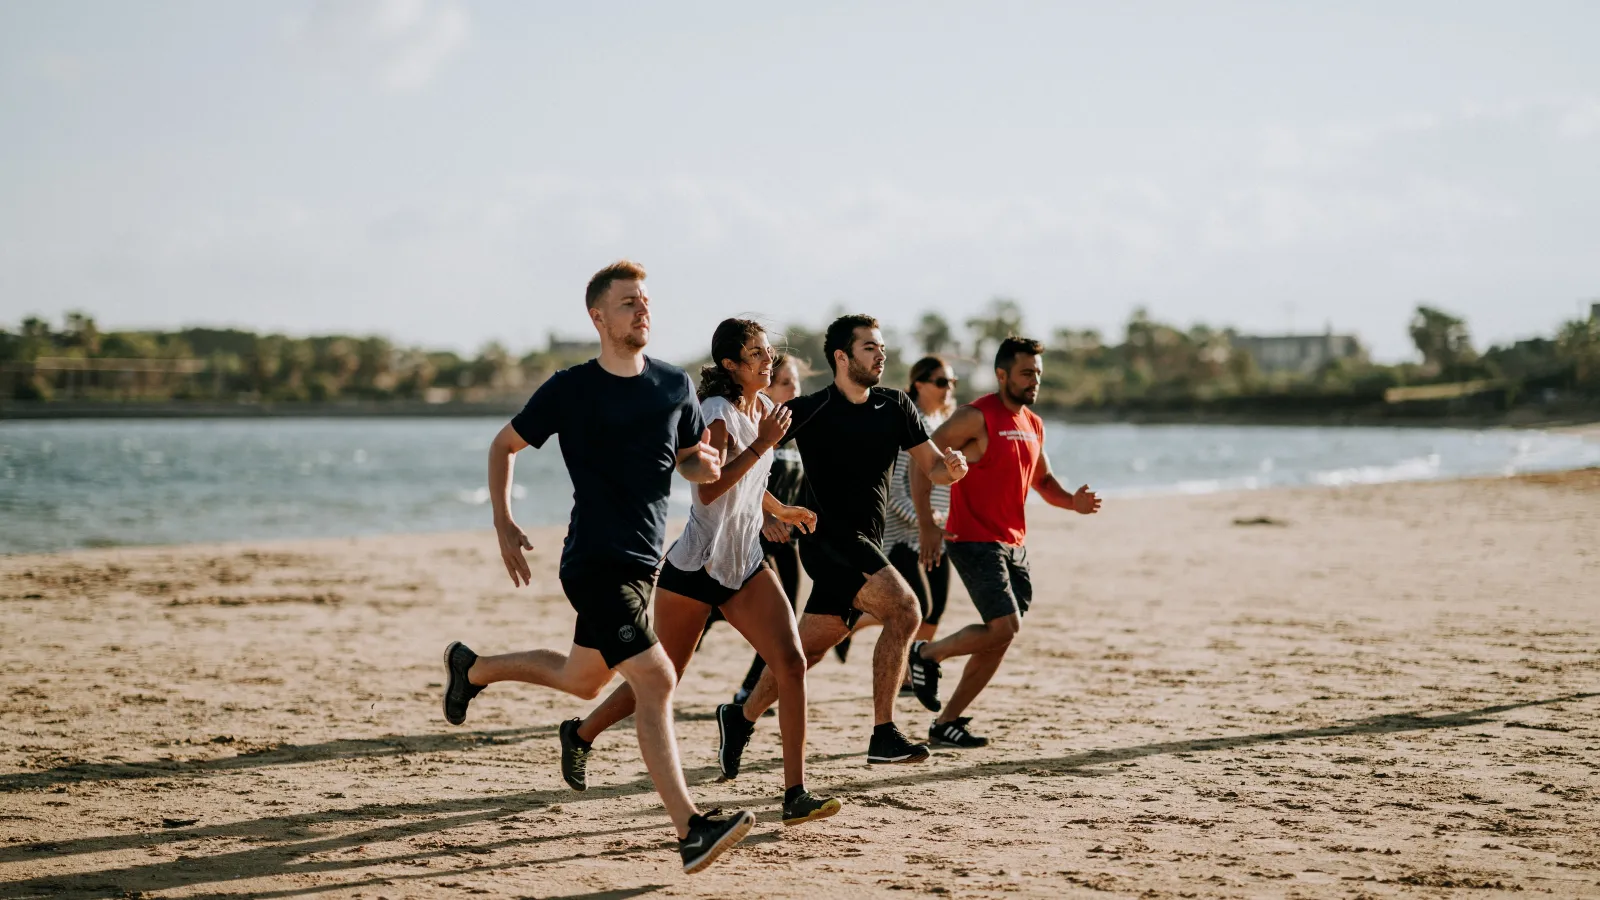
{"left": 946, "top": 541, "right": 1032, "bottom": 623}
{"left": 800, "top": 534, "right": 893, "bottom": 627}
{"left": 656, "top": 558, "right": 765, "bottom": 608}
{"left": 559, "top": 561, "right": 659, "bottom": 668}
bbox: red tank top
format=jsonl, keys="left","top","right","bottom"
{"left": 945, "top": 393, "right": 1044, "bottom": 545}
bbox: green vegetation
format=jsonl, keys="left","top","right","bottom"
{"left": 3, "top": 301, "right": 1597, "bottom": 418}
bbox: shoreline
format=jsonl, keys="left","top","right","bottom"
{"left": 6, "top": 466, "right": 1597, "bottom": 562}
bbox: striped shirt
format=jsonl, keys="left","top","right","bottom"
{"left": 883, "top": 409, "right": 950, "bottom": 551}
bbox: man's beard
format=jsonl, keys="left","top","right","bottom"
{"left": 846, "top": 357, "right": 880, "bottom": 388}
{"left": 609, "top": 321, "right": 648, "bottom": 351}
{"left": 1003, "top": 383, "right": 1036, "bottom": 406}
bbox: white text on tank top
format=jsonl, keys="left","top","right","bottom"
{"left": 664, "top": 394, "right": 775, "bottom": 589}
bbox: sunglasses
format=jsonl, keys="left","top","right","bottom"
{"left": 927, "top": 377, "right": 957, "bottom": 389}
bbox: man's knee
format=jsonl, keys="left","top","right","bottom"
{"left": 572, "top": 674, "right": 608, "bottom": 701}
{"left": 619, "top": 650, "right": 677, "bottom": 703}
{"left": 988, "top": 614, "right": 1022, "bottom": 642}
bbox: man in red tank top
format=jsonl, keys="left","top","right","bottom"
{"left": 905, "top": 337, "right": 1102, "bottom": 748}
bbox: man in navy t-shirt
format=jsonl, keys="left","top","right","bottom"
{"left": 435, "top": 261, "right": 756, "bottom": 874}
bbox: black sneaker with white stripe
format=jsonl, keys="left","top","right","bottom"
{"left": 929, "top": 716, "right": 990, "bottom": 748}
{"left": 866, "top": 723, "right": 930, "bottom": 764}
{"left": 716, "top": 702, "right": 755, "bottom": 779}
{"left": 907, "top": 641, "right": 941, "bottom": 712}
{"left": 679, "top": 808, "right": 755, "bottom": 874}
{"left": 441, "top": 641, "right": 484, "bottom": 726}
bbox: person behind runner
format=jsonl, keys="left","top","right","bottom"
{"left": 731, "top": 352, "right": 809, "bottom": 705}
{"left": 438, "top": 261, "right": 755, "bottom": 874}
{"left": 905, "top": 336, "right": 1102, "bottom": 748}
{"left": 560, "top": 320, "right": 842, "bottom": 827}
{"left": 835, "top": 355, "right": 958, "bottom": 672}
{"left": 716, "top": 315, "right": 969, "bottom": 775}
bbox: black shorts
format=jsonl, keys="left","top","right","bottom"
{"left": 559, "top": 561, "right": 659, "bottom": 669}
{"left": 946, "top": 542, "right": 1032, "bottom": 623}
{"left": 800, "top": 534, "right": 892, "bottom": 627}
{"left": 657, "top": 558, "right": 764, "bottom": 608}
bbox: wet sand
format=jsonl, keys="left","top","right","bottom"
{"left": 3, "top": 471, "right": 1598, "bottom": 898}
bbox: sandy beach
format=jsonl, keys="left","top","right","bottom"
{"left": 3, "top": 471, "right": 1598, "bottom": 899}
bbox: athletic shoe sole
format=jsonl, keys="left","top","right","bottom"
{"left": 928, "top": 735, "right": 989, "bottom": 749}
{"left": 441, "top": 641, "right": 470, "bottom": 726}
{"left": 866, "top": 746, "right": 931, "bottom": 765}
{"left": 681, "top": 810, "right": 755, "bottom": 874}
{"left": 783, "top": 797, "right": 843, "bottom": 827}
{"left": 715, "top": 705, "right": 738, "bottom": 779}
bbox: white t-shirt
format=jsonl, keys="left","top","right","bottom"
{"left": 665, "top": 393, "right": 775, "bottom": 589}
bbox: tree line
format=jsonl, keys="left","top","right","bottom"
{"left": 3, "top": 302, "right": 1597, "bottom": 412}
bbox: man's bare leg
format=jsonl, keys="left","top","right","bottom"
{"left": 936, "top": 640, "right": 1011, "bottom": 724}
{"left": 614, "top": 643, "right": 699, "bottom": 839}
{"left": 849, "top": 567, "right": 920, "bottom": 725}
{"left": 468, "top": 643, "right": 614, "bottom": 699}
{"left": 920, "top": 613, "right": 1020, "bottom": 665}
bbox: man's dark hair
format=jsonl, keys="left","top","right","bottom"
{"left": 994, "top": 336, "right": 1045, "bottom": 371}
{"left": 823, "top": 314, "right": 879, "bottom": 373}
{"left": 585, "top": 260, "right": 647, "bottom": 309}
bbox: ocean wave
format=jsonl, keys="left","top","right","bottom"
{"left": 1310, "top": 454, "right": 1442, "bottom": 487}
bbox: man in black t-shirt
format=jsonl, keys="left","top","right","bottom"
{"left": 716, "top": 315, "right": 970, "bottom": 774}
{"left": 436, "top": 261, "right": 755, "bottom": 875}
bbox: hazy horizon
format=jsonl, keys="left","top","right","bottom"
{"left": 3, "top": 1, "right": 1597, "bottom": 363}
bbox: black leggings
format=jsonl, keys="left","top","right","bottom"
{"left": 889, "top": 542, "right": 950, "bottom": 626}
{"left": 737, "top": 538, "right": 803, "bottom": 693}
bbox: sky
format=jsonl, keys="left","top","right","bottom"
{"left": 2, "top": 1, "right": 1597, "bottom": 363}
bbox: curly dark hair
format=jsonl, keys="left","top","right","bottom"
{"left": 698, "top": 318, "right": 767, "bottom": 401}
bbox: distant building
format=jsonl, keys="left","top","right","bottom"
{"left": 1591, "top": 302, "right": 1599, "bottom": 323}
{"left": 1231, "top": 331, "right": 1365, "bottom": 375}
{"left": 548, "top": 336, "right": 601, "bottom": 355}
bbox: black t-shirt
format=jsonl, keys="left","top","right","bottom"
{"left": 510, "top": 357, "right": 705, "bottom": 575}
{"left": 783, "top": 383, "right": 929, "bottom": 546}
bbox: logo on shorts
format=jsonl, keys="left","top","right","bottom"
{"left": 618, "top": 625, "right": 637, "bottom": 643}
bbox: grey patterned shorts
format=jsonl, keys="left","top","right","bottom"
{"left": 946, "top": 541, "right": 1032, "bottom": 624}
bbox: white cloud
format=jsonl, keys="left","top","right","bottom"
{"left": 296, "top": 0, "right": 470, "bottom": 91}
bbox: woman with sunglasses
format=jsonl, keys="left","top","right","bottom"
{"left": 835, "top": 355, "right": 957, "bottom": 666}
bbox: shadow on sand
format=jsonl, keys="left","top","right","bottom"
{"left": 2, "top": 693, "right": 1593, "bottom": 899}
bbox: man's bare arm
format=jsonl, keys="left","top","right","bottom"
{"left": 489, "top": 423, "right": 534, "bottom": 586}
{"left": 675, "top": 427, "right": 723, "bottom": 484}
{"left": 1032, "top": 450, "right": 1101, "bottom": 514}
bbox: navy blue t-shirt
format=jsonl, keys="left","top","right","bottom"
{"left": 510, "top": 357, "right": 706, "bottom": 575}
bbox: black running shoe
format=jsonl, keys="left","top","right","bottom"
{"left": 716, "top": 703, "right": 755, "bottom": 779}
{"left": 782, "top": 790, "right": 842, "bottom": 827}
{"left": 907, "top": 640, "right": 942, "bottom": 712}
{"left": 558, "top": 718, "right": 591, "bottom": 791}
{"left": 833, "top": 636, "right": 851, "bottom": 663}
{"left": 929, "top": 716, "right": 990, "bottom": 749}
{"left": 679, "top": 808, "right": 755, "bottom": 874}
{"left": 866, "top": 724, "right": 930, "bottom": 764}
{"left": 441, "top": 641, "right": 484, "bottom": 726}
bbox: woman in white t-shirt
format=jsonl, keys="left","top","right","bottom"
{"left": 566, "top": 318, "right": 841, "bottom": 827}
